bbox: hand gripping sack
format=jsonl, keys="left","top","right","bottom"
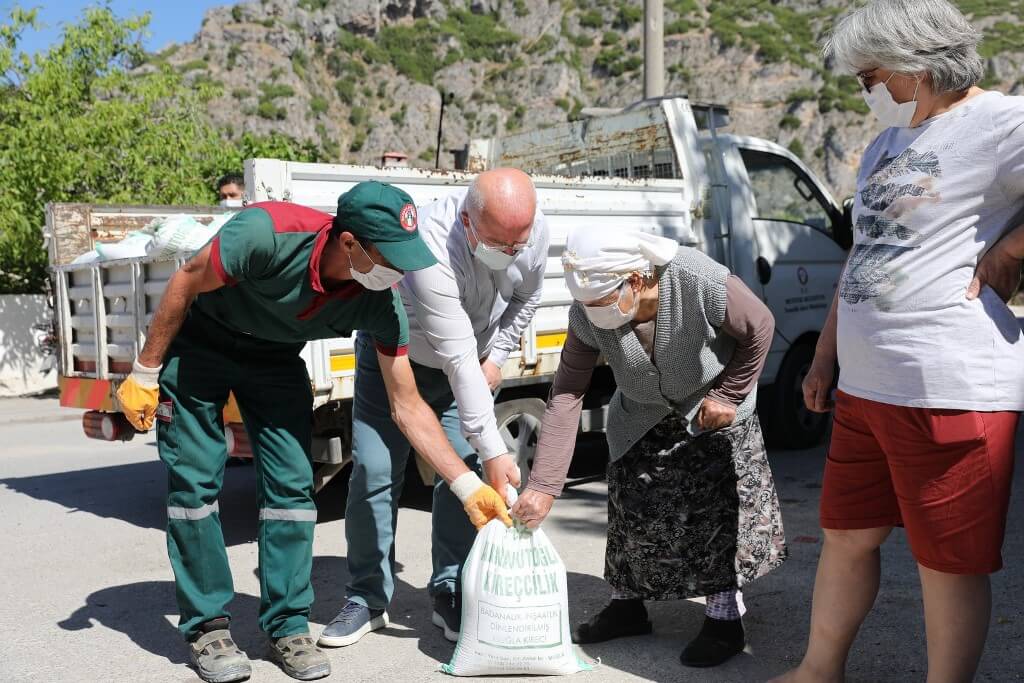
{"left": 441, "top": 488, "right": 594, "bottom": 676}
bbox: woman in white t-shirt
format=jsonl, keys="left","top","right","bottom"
{"left": 773, "top": 1, "right": 1024, "bottom": 682}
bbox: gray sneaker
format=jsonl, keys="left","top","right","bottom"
{"left": 318, "top": 600, "right": 389, "bottom": 647}
{"left": 270, "top": 633, "right": 330, "bottom": 681}
{"left": 188, "top": 627, "right": 251, "bottom": 683}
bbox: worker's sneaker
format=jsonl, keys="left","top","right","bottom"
{"left": 318, "top": 600, "right": 389, "bottom": 647}
{"left": 270, "top": 633, "right": 330, "bottom": 681}
{"left": 188, "top": 619, "right": 251, "bottom": 683}
{"left": 431, "top": 592, "right": 461, "bottom": 642}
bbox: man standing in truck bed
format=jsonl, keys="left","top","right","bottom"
{"left": 114, "top": 181, "right": 512, "bottom": 683}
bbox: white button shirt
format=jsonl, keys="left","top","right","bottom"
{"left": 398, "top": 188, "right": 550, "bottom": 461}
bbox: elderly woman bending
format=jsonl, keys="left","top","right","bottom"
{"left": 773, "top": 2, "right": 1024, "bottom": 682}
{"left": 511, "top": 228, "right": 786, "bottom": 668}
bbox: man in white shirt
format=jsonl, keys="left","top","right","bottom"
{"left": 318, "top": 169, "right": 550, "bottom": 647}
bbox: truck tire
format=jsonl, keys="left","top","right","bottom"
{"left": 493, "top": 398, "right": 546, "bottom": 488}
{"left": 766, "top": 342, "right": 831, "bottom": 449}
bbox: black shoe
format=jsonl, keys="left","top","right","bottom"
{"left": 679, "top": 616, "right": 745, "bottom": 668}
{"left": 431, "top": 593, "right": 461, "bottom": 642}
{"left": 572, "top": 599, "right": 652, "bottom": 644}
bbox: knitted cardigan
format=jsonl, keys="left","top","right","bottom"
{"left": 567, "top": 247, "right": 757, "bottom": 460}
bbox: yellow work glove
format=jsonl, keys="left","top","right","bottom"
{"left": 450, "top": 472, "right": 513, "bottom": 530}
{"left": 116, "top": 360, "right": 162, "bottom": 432}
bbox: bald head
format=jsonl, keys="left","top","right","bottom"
{"left": 463, "top": 168, "right": 536, "bottom": 251}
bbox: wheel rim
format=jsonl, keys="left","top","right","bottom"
{"left": 497, "top": 411, "right": 541, "bottom": 482}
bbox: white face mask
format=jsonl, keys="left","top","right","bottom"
{"left": 862, "top": 73, "right": 921, "bottom": 128}
{"left": 584, "top": 283, "right": 639, "bottom": 329}
{"left": 465, "top": 215, "right": 521, "bottom": 270}
{"left": 348, "top": 242, "right": 403, "bottom": 290}
{"left": 219, "top": 198, "right": 244, "bottom": 208}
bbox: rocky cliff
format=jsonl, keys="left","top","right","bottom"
{"left": 147, "top": 0, "right": 1024, "bottom": 198}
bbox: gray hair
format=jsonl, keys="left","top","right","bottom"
{"left": 466, "top": 176, "right": 486, "bottom": 218}
{"left": 823, "top": 0, "right": 984, "bottom": 93}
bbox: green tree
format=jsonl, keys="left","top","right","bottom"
{"left": 0, "top": 7, "right": 318, "bottom": 293}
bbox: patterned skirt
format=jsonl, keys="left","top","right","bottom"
{"left": 604, "top": 411, "right": 787, "bottom": 600}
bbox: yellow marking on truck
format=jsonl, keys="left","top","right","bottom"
{"left": 327, "top": 332, "right": 567, "bottom": 375}
{"left": 537, "top": 332, "right": 567, "bottom": 348}
{"left": 331, "top": 354, "right": 356, "bottom": 373}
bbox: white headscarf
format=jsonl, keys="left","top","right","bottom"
{"left": 561, "top": 228, "right": 679, "bottom": 301}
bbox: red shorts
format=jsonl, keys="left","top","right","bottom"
{"left": 820, "top": 390, "right": 1019, "bottom": 574}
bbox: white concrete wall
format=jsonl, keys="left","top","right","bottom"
{"left": 0, "top": 294, "right": 57, "bottom": 396}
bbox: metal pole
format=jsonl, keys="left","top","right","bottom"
{"left": 644, "top": 0, "right": 664, "bottom": 98}
{"left": 435, "top": 91, "right": 451, "bottom": 169}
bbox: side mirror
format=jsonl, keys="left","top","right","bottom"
{"left": 835, "top": 197, "right": 854, "bottom": 250}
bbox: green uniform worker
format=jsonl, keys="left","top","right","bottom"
{"left": 116, "top": 182, "right": 513, "bottom": 683}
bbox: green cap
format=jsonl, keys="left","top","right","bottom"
{"left": 335, "top": 181, "right": 437, "bottom": 271}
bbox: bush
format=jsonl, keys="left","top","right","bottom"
{"left": 780, "top": 114, "right": 801, "bottom": 130}
{"left": 665, "top": 18, "right": 697, "bottom": 34}
{"left": 310, "top": 96, "right": 329, "bottom": 115}
{"left": 390, "top": 104, "right": 407, "bottom": 125}
{"left": 439, "top": 9, "right": 519, "bottom": 61}
{"left": 666, "top": 0, "right": 698, "bottom": 14}
{"left": 257, "top": 100, "right": 287, "bottom": 120}
{"left": 349, "top": 105, "right": 366, "bottom": 126}
{"left": 601, "top": 30, "right": 619, "bottom": 45}
{"left": 378, "top": 20, "right": 440, "bottom": 84}
{"left": 231, "top": 88, "right": 251, "bottom": 99}
{"left": 349, "top": 130, "right": 366, "bottom": 152}
{"left": 579, "top": 10, "right": 604, "bottom": 29}
{"left": 595, "top": 45, "right": 624, "bottom": 70}
{"left": 226, "top": 44, "right": 240, "bottom": 70}
{"left": 335, "top": 79, "right": 356, "bottom": 104}
{"left": 259, "top": 83, "right": 295, "bottom": 99}
{"left": 569, "top": 33, "right": 593, "bottom": 48}
{"left": 506, "top": 105, "right": 526, "bottom": 131}
{"left": 555, "top": 97, "right": 570, "bottom": 111}
{"left": 514, "top": 0, "right": 529, "bottom": 17}
{"left": 419, "top": 147, "right": 436, "bottom": 162}
{"left": 787, "top": 139, "right": 806, "bottom": 158}
{"left": 231, "top": 5, "right": 243, "bottom": 22}
{"left": 785, "top": 88, "right": 817, "bottom": 104}
{"left": 615, "top": 4, "right": 641, "bottom": 29}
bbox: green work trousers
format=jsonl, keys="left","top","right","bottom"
{"left": 157, "top": 311, "right": 316, "bottom": 641}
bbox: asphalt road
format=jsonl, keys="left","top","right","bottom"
{"left": 1, "top": 398, "right": 1022, "bottom": 683}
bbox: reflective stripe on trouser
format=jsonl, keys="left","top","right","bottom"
{"left": 344, "top": 332, "right": 480, "bottom": 610}
{"left": 158, "top": 318, "right": 316, "bottom": 641}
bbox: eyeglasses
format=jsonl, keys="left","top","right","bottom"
{"left": 466, "top": 216, "right": 534, "bottom": 254}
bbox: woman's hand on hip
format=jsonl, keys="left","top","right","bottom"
{"left": 511, "top": 489, "right": 555, "bottom": 529}
{"left": 802, "top": 354, "right": 835, "bottom": 413}
{"left": 968, "top": 240, "right": 1022, "bottom": 302}
{"left": 697, "top": 397, "right": 736, "bottom": 431}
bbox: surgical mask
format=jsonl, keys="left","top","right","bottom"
{"left": 584, "top": 283, "right": 639, "bottom": 329}
{"left": 219, "top": 198, "right": 244, "bottom": 208}
{"left": 862, "top": 73, "right": 920, "bottom": 128}
{"left": 348, "top": 242, "right": 403, "bottom": 290}
{"left": 465, "top": 216, "right": 521, "bottom": 270}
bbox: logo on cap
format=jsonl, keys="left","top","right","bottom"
{"left": 399, "top": 203, "right": 417, "bottom": 232}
